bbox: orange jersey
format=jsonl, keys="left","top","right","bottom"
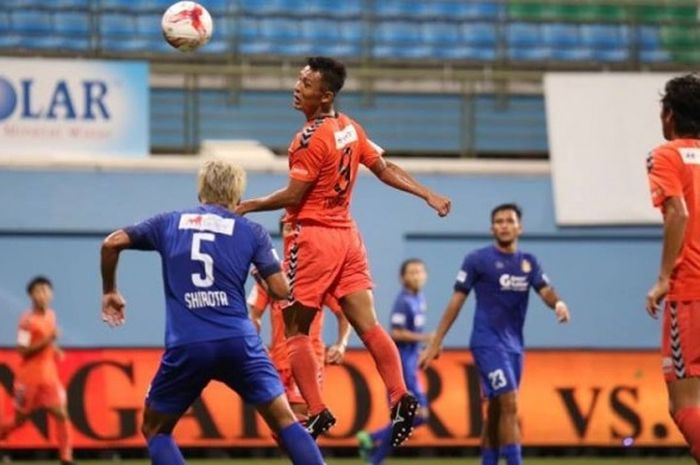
{"left": 15, "top": 309, "right": 59, "bottom": 385}
{"left": 247, "top": 283, "right": 340, "bottom": 370}
{"left": 647, "top": 139, "right": 700, "bottom": 300}
{"left": 286, "top": 112, "right": 384, "bottom": 228}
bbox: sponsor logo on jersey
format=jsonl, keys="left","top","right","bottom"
{"left": 679, "top": 147, "right": 700, "bottom": 165}
{"left": 334, "top": 124, "right": 358, "bottom": 149}
{"left": 179, "top": 214, "right": 235, "bottom": 235}
{"left": 499, "top": 274, "right": 529, "bottom": 292}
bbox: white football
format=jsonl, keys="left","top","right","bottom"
{"left": 161, "top": 1, "right": 213, "bottom": 52}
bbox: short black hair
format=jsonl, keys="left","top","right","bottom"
{"left": 26, "top": 275, "right": 52, "bottom": 294}
{"left": 491, "top": 203, "right": 522, "bottom": 222}
{"left": 400, "top": 258, "right": 425, "bottom": 276}
{"left": 307, "top": 56, "right": 347, "bottom": 95}
{"left": 662, "top": 74, "right": 700, "bottom": 137}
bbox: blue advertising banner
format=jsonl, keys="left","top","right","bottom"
{"left": 0, "top": 58, "right": 149, "bottom": 158}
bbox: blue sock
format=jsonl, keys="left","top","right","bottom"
{"left": 370, "top": 423, "right": 394, "bottom": 465}
{"left": 278, "top": 422, "right": 325, "bottom": 465}
{"left": 481, "top": 447, "right": 499, "bottom": 465}
{"left": 370, "top": 424, "right": 392, "bottom": 443}
{"left": 147, "top": 434, "right": 185, "bottom": 465}
{"left": 500, "top": 444, "right": 522, "bottom": 465}
{"left": 413, "top": 415, "right": 427, "bottom": 428}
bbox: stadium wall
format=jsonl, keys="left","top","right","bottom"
{"left": 0, "top": 167, "right": 661, "bottom": 349}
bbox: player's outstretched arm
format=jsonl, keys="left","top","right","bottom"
{"left": 263, "top": 271, "right": 290, "bottom": 301}
{"left": 646, "top": 196, "right": 688, "bottom": 319}
{"left": 418, "top": 291, "right": 467, "bottom": 369}
{"left": 16, "top": 330, "right": 56, "bottom": 359}
{"left": 391, "top": 328, "right": 432, "bottom": 344}
{"left": 236, "top": 179, "right": 313, "bottom": 216}
{"left": 327, "top": 312, "right": 351, "bottom": 365}
{"left": 368, "top": 158, "right": 451, "bottom": 217}
{"left": 100, "top": 229, "right": 130, "bottom": 328}
{"left": 538, "top": 286, "right": 570, "bottom": 324}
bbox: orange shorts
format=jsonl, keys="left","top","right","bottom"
{"left": 284, "top": 223, "right": 373, "bottom": 309}
{"left": 278, "top": 367, "right": 325, "bottom": 406}
{"left": 13, "top": 381, "right": 65, "bottom": 414}
{"left": 662, "top": 300, "right": 700, "bottom": 382}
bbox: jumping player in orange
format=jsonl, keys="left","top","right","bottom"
{"left": 248, "top": 218, "right": 352, "bottom": 421}
{"left": 0, "top": 276, "right": 73, "bottom": 465}
{"left": 236, "top": 56, "right": 451, "bottom": 445}
{"left": 646, "top": 74, "right": 700, "bottom": 464}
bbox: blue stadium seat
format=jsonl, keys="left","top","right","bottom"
{"left": 101, "top": 0, "right": 132, "bottom": 10}
{"left": 423, "top": 1, "right": 500, "bottom": 20}
{"left": 461, "top": 23, "right": 498, "bottom": 46}
{"left": 55, "top": 36, "right": 92, "bottom": 52}
{"left": 56, "top": 0, "right": 91, "bottom": 8}
{"left": 0, "top": 35, "right": 20, "bottom": 49}
{"left": 18, "top": 36, "right": 61, "bottom": 50}
{"left": 374, "top": 21, "right": 422, "bottom": 44}
{"left": 100, "top": 13, "right": 137, "bottom": 36}
{"left": 592, "top": 48, "right": 629, "bottom": 62}
{"left": 102, "top": 36, "right": 149, "bottom": 52}
{"left": 198, "top": 38, "right": 231, "bottom": 54}
{"left": 434, "top": 45, "right": 497, "bottom": 61}
{"left": 240, "top": 0, "right": 286, "bottom": 15}
{"left": 239, "top": 40, "right": 275, "bottom": 55}
{"left": 640, "top": 49, "right": 670, "bottom": 63}
{"left": 301, "top": 19, "right": 343, "bottom": 42}
{"left": 373, "top": 44, "right": 432, "bottom": 60}
{"left": 507, "top": 23, "right": 541, "bottom": 47}
{"left": 270, "top": 42, "right": 314, "bottom": 56}
{"left": 542, "top": 24, "right": 580, "bottom": 48}
{"left": 339, "top": 21, "right": 363, "bottom": 42}
{"left": 550, "top": 47, "right": 592, "bottom": 62}
{"left": 259, "top": 18, "right": 301, "bottom": 40}
{"left": 149, "top": 37, "right": 177, "bottom": 53}
{"left": 375, "top": 1, "right": 424, "bottom": 19}
{"left": 136, "top": 15, "right": 163, "bottom": 37}
{"left": 638, "top": 26, "right": 661, "bottom": 50}
{"left": 314, "top": 42, "right": 361, "bottom": 57}
{"left": 12, "top": 11, "right": 53, "bottom": 35}
{"left": 0, "top": 12, "right": 11, "bottom": 34}
{"left": 581, "top": 24, "right": 629, "bottom": 49}
{"left": 238, "top": 18, "right": 259, "bottom": 41}
{"left": 422, "top": 23, "right": 461, "bottom": 45}
{"left": 55, "top": 12, "right": 90, "bottom": 35}
{"left": 305, "top": 0, "right": 362, "bottom": 18}
{"left": 508, "top": 47, "right": 550, "bottom": 61}
{"left": 202, "top": 0, "right": 231, "bottom": 15}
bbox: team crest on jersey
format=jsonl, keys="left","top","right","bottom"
{"left": 521, "top": 259, "right": 532, "bottom": 273}
{"left": 179, "top": 214, "right": 235, "bottom": 235}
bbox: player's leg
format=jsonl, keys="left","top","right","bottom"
{"left": 481, "top": 399, "right": 501, "bottom": 465}
{"left": 495, "top": 391, "right": 521, "bottom": 465}
{"left": 44, "top": 383, "right": 73, "bottom": 465}
{"left": 663, "top": 301, "right": 700, "bottom": 463}
{"left": 0, "top": 383, "right": 34, "bottom": 440}
{"left": 143, "top": 343, "right": 215, "bottom": 465}
{"left": 223, "top": 336, "right": 324, "bottom": 465}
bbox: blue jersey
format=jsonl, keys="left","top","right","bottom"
{"left": 454, "top": 245, "right": 549, "bottom": 353}
{"left": 125, "top": 204, "right": 281, "bottom": 349}
{"left": 390, "top": 288, "right": 427, "bottom": 361}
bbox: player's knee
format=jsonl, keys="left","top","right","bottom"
{"left": 498, "top": 393, "right": 518, "bottom": 416}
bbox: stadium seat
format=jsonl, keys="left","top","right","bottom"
{"left": 301, "top": 19, "right": 343, "bottom": 42}
{"left": 434, "top": 45, "right": 497, "bottom": 61}
{"left": 373, "top": 44, "right": 432, "bottom": 60}
{"left": 203, "top": 0, "right": 231, "bottom": 15}
{"left": 592, "top": 48, "right": 630, "bottom": 62}
{"left": 56, "top": 0, "right": 91, "bottom": 8}
{"left": 135, "top": 15, "right": 163, "bottom": 37}
{"left": 259, "top": 18, "right": 301, "bottom": 41}
{"left": 636, "top": 5, "right": 698, "bottom": 24}
{"left": 550, "top": 47, "right": 592, "bottom": 62}
{"left": 55, "top": 36, "right": 92, "bottom": 52}
{"left": 542, "top": 24, "right": 580, "bottom": 48}
{"left": 374, "top": 21, "right": 422, "bottom": 45}
{"left": 240, "top": 0, "right": 287, "bottom": 15}
{"left": 660, "top": 26, "right": 700, "bottom": 49}
{"left": 314, "top": 42, "right": 361, "bottom": 58}
{"left": 99, "top": 13, "right": 137, "bottom": 36}
{"left": 100, "top": 0, "right": 132, "bottom": 10}
{"left": 507, "top": 23, "right": 541, "bottom": 47}
{"left": 339, "top": 21, "right": 363, "bottom": 42}
{"left": 640, "top": 49, "right": 671, "bottom": 63}
{"left": 18, "top": 36, "right": 61, "bottom": 50}
{"left": 580, "top": 25, "right": 629, "bottom": 49}
{"left": 0, "top": 12, "right": 11, "bottom": 34}
{"left": 102, "top": 36, "right": 149, "bottom": 52}
{"left": 375, "top": 1, "right": 424, "bottom": 19}
{"left": 508, "top": 47, "right": 550, "bottom": 62}
{"left": 238, "top": 18, "right": 259, "bottom": 41}
{"left": 269, "top": 42, "right": 314, "bottom": 56}
{"left": 461, "top": 23, "right": 498, "bottom": 46}
{"left": 55, "top": 12, "right": 91, "bottom": 35}
{"left": 12, "top": 11, "right": 53, "bottom": 35}
{"left": 638, "top": 26, "right": 661, "bottom": 50}
{"left": 0, "top": 35, "right": 20, "bottom": 49}
{"left": 239, "top": 40, "right": 275, "bottom": 55}
{"left": 305, "top": 0, "right": 362, "bottom": 18}
{"left": 422, "top": 23, "right": 461, "bottom": 45}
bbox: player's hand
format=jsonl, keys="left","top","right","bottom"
{"left": 234, "top": 201, "right": 251, "bottom": 216}
{"left": 419, "top": 342, "right": 442, "bottom": 370}
{"left": 554, "top": 301, "right": 570, "bottom": 323}
{"left": 326, "top": 343, "right": 347, "bottom": 365}
{"left": 646, "top": 277, "right": 670, "bottom": 319}
{"left": 426, "top": 192, "right": 451, "bottom": 217}
{"left": 102, "top": 291, "right": 126, "bottom": 328}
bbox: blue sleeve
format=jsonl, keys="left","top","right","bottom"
{"left": 529, "top": 255, "right": 550, "bottom": 291}
{"left": 124, "top": 213, "right": 168, "bottom": 251}
{"left": 390, "top": 297, "right": 411, "bottom": 330}
{"left": 252, "top": 224, "right": 282, "bottom": 279}
{"left": 454, "top": 252, "right": 478, "bottom": 294}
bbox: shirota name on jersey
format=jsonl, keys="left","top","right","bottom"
{"left": 184, "top": 291, "right": 230, "bottom": 309}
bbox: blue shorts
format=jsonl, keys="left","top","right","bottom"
{"left": 146, "top": 336, "right": 284, "bottom": 415}
{"left": 472, "top": 347, "right": 523, "bottom": 399}
{"left": 402, "top": 356, "right": 428, "bottom": 407}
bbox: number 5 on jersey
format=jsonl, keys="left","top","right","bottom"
{"left": 191, "top": 232, "right": 215, "bottom": 287}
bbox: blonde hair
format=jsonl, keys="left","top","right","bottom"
{"left": 197, "top": 159, "right": 247, "bottom": 207}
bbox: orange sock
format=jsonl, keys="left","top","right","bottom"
{"left": 287, "top": 335, "right": 326, "bottom": 416}
{"left": 674, "top": 406, "right": 700, "bottom": 463}
{"left": 360, "top": 324, "right": 407, "bottom": 406}
{"left": 56, "top": 417, "right": 73, "bottom": 463}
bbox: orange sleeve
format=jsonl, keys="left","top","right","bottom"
{"left": 289, "top": 136, "right": 329, "bottom": 183}
{"left": 648, "top": 147, "right": 683, "bottom": 208}
{"left": 323, "top": 295, "right": 342, "bottom": 315}
{"left": 356, "top": 123, "right": 384, "bottom": 168}
{"left": 246, "top": 283, "right": 270, "bottom": 313}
